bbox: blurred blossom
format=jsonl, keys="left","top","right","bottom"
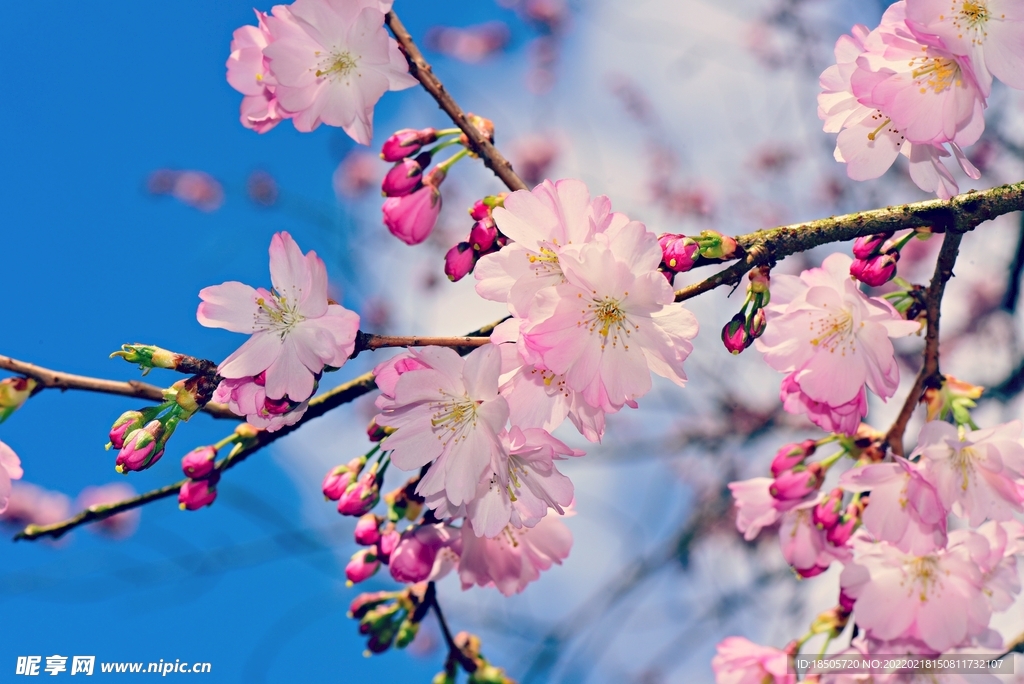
{"left": 360, "top": 298, "right": 391, "bottom": 331}
{"left": 147, "top": 169, "right": 224, "bottom": 212}
{"left": 247, "top": 170, "right": 279, "bottom": 207}
{"left": 1, "top": 482, "right": 71, "bottom": 528}
{"left": 523, "top": 0, "right": 568, "bottom": 32}
{"left": 527, "top": 36, "right": 560, "bottom": 93}
{"left": 510, "top": 134, "right": 559, "bottom": 187}
{"left": 76, "top": 483, "right": 140, "bottom": 538}
{"left": 425, "top": 22, "right": 510, "bottom": 63}
{"left": 967, "top": 138, "right": 999, "bottom": 175}
{"left": 608, "top": 74, "right": 656, "bottom": 125}
{"left": 333, "top": 151, "right": 379, "bottom": 198}
{"left": 751, "top": 145, "right": 797, "bottom": 174}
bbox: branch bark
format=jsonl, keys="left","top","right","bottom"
{"left": 385, "top": 10, "right": 528, "bottom": 193}
{"left": 0, "top": 355, "right": 236, "bottom": 420}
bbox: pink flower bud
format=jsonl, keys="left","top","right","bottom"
{"left": 658, "top": 234, "right": 699, "bottom": 273}
{"left": 770, "top": 440, "right": 817, "bottom": 477}
{"left": 747, "top": 308, "right": 767, "bottom": 339}
{"left": 181, "top": 446, "right": 217, "bottom": 480}
{"left": 354, "top": 514, "right": 382, "bottom": 546}
{"left": 178, "top": 473, "right": 220, "bottom": 510}
{"left": 109, "top": 411, "right": 146, "bottom": 450}
{"left": 0, "top": 376, "right": 36, "bottom": 423}
{"left": 812, "top": 488, "right": 844, "bottom": 530}
{"left": 115, "top": 421, "right": 165, "bottom": 473}
{"left": 839, "top": 589, "right": 856, "bottom": 613}
{"left": 469, "top": 217, "right": 498, "bottom": 252}
{"left": 380, "top": 128, "right": 437, "bottom": 162}
{"left": 769, "top": 463, "right": 823, "bottom": 502}
{"left": 826, "top": 504, "right": 860, "bottom": 546}
{"left": 349, "top": 591, "right": 393, "bottom": 619}
{"left": 366, "top": 419, "right": 389, "bottom": 442}
{"left": 444, "top": 242, "right": 477, "bottom": 282}
{"left": 377, "top": 527, "right": 400, "bottom": 563}
{"left": 382, "top": 185, "right": 442, "bottom": 245}
{"left": 850, "top": 252, "right": 899, "bottom": 287}
{"left": 389, "top": 526, "right": 443, "bottom": 583}
{"left": 337, "top": 469, "right": 381, "bottom": 516}
{"left": 322, "top": 457, "right": 365, "bottom": 501}
{"left": 469, "top": 199, "right": 492, "bottom": 220}
{"left": 852, "top": 232, "right": 892, "bottom": 259}
{"left": 721, "top": 314, "right": 749, "bottom": 355}
{"left": 381, "top": 158, "right": 424, "bottom": 197}
{"left": 795, "top": 564, "right": 828, "bottom": 579}
{"left": 346, "top": 548, "right": 381, "bottom": 584}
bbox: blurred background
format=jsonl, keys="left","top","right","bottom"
{"left": 3, "top": 0, "right": 1024, "bottom": 681}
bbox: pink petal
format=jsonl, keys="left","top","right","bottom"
{"left": 197, "top": 282, "right": 262, "bottom": 333}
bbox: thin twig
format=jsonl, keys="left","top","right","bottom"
{"left": 385, "top": 10, "right": 528, "bottom": 193}
{"left": 884, "top": 231, "right": 964, "bottom": 456}
{"left": 352, "top": 333, "right": 491, "bottom": 356}
{"left": 425, "top": 581, "right": 478, "bottom": 673}
{"left": 675, "top": 181, "right": 1024, "bottom": 302}
{"left": 0, "top": 355, "right": 236, "bottom": 420}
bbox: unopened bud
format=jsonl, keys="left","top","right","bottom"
{"left": 851, "top": 252, "right": 899, "bottom": 287}
{"left": 0, "top": 377, "right": 37, "bottom": 424}
{"left": 382, "top": 157, "right": 425, "bottom": 198}
{"left": 469, "top": 217, "right": 499, "bottom": 252}
{"left": 181, "top": 446, "right": 217, "bottom": 479}
{"left": 338, "top": 466, "right": 381, "bottom": 516}
{"left": 354, "top": 514, "right": 383, "bottom": 546}
{"left": 178, "top": 472, "right": 220, "bottom": 510}
{"left": 109, "top": 410, "right": 147, "bottom": 450}
{"left": 770, "top": 440, "right": 817, "bottom": 477}
{"left": 115, "top": 421, "right": 166, "bottom": 473}
{"left": 346, "top": 548, "right": 381, "bottom": 584}
{"left": 381, "top": 128, "right": 438, "bottom": 162}
{"left": 323, "top": 456, "right": 366, "bottom": 501}
{"left": 658, "top": 234, "right": 699, "bottom": 273}
{"left": 697, "top": 230, "right": 737, "bottom": 259}
{"left": 721, "top": 314, "right": 748, "bottom": 355}
{"left": 852, "top": 232, "right": 893, "bottom": 259}
{"left": 444, "top": 242, "right": 478, "bottom": 282}
{"left": 812, "top": 488, "right": 845, "bottom": 530}
{"left": 110, "top": 344, "right": 180, "bottom": 373}
{"left": 769, "top": 462, "right": 823, "bottom": 501}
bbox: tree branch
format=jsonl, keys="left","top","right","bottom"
{"left": 884, "top": 230, "right": 964, "bottom": 456}
{"left": 675, "top": 181, "right": 1024, "bottom": 302}
{"left": 385, "top": 10, "right": 528, "bottom": 193}
{"left": 351, "top": 333, "right": 491, "bottom": 357}
{"left": 0, "top": 355, "right": 236, "bottom": 420}
{"left": 424, "top": 581, "right": 478, "bottom": 673}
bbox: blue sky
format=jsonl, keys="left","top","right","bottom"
{"left": 0, "top": 1, "right": 534, "bottom": 681}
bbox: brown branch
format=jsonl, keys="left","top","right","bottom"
{"left": 675, "top": 181, "right": 1024, "bottom": 302}
{"left": 0, "top": 355, "right": 236, "bottom": 420}
{"left": 884, "top": 230, "right": 964, "bottom": 456}
{"left": 424, "top": 581, "right": 478, "bottom": 674}
{"left": 385, "top": 10, "right": 528, "bottom": 193}
{"left": 351, "top": 333, "right": 492, "bottom": 357}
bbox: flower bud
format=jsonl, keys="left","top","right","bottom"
{"left": 658, "top": 234, "right": 699, "bottom": 273}
{"left": 770, "top": 440, "right": 816, "bottom": 477}
{"left": 348, "top": 591, "right": 394, "bottom": 619}
{"left": 721, "top": 314, "right": 748, "bottom": 355}
{"left": 444, "top": 242, "right": 477, "bottom": 282}
{"left": 354, "top": 514, "right": 382, "bottom": 546}
{"left": 109, "top": 410, "right": 146, "bottom": 450}
{"left": 389, "top": 524, "right": 445, "bottom": 583}
{"left": 394, "top": 618, "right": 420, "bottom": 649}
{"left": 769, "top": 462, "right": 823, "bottom": 501}
{"left": 748, "top": 265, "right": 770, "bottom": 294}
{"left": 346, "top": 548, "right": 381, "bottom": 584}
{"left": 382, "top": 158, "right": 424, "bottom": 197}
{"left": 181, "top": 446, "right": 217, "bottom": 480}
{"left": 381, "top": 128, "right": 438, "bottom": 162}
{"left": 697, "top": 230, "right": 737, "bottom": 259}
{"left": 810, "top": 606, "right": 851, "bottom": 638}
{"left": 366, "top": 419, "right": 392, "bottom": 442}
{"left": 110, "top": 344, "right": 181, "bottom": 373}
{"left": 813, "top": 488, "right": 844, "bottom": 530}
{"left": 470, "top": 217, "right": 498, "bottom": 252}
{"left": 924, "top": 375, "right": 984, "bottom": 424}
{"left": 115, "top": 421, "right": 166, "bottom": 473}
{"left": 377, "top": 527, "right": 400, "bottom": 563}
{"left": 338, "top": 467, "right": 381, "bottom": 517}
{"left": 468, "top": 194, "right": 506, "bottom": 220}
{"left": 746, "top": 308, "right": 767, "bottom": 340}
{"left": 850, "top": 252, "right": 899, "bottom": 287}
{"left": 459, "top": 113, "right": 494, "bottom": 147}
{"left": 839, "top": 589, "right": 856, "bottom": 613}
{"left": 323, "top": 457, "right": 366, "bottom": 501}
{"left": 383, "top": 185, "right": 442, "bottom": 245}
{"left": 826, "top": 503, "right": 860, "bottom": 546}
{"left": 178, "top": 473, "right": 220, "bottom": 510}
{"left": 0, "top": 377, "right": 37, "bottom": 424}
{"left": 852, "top": 232, "right": 892, "bottom": 259}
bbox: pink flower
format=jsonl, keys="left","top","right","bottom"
{"left": 323, "top": 457, "right": 365, "bottom": 500}
{"left": 337, "top": 466, "right": 381, "bottom": 516}
{"left": 382, "top": 184, "right": 442, "bottom": 245}
{"left": 381, "top": 128, "right": 438, "bottom": 162}
{"left": 905, "top": 0, "right": 1024, "bottom": 94}
{"left": 780, "top": 374, "right": 868, "bottom": 436}
{"left": 840, "top": 457, "right": 947, "bottom": 554}
{"left": 779, "top": 499, "right": 849, "bottom": 577}
{"left": 711, "top": 637, "right": 795, "bottom": 684}
{"left": 458, "top": 512, "right": 572, "bottom": 596}
{"left": 444, "top": 242, "right": 477, "bottom": 282}
{"left": 226, "top": 10, "right": 287, "bottom": 133}
{"left": 389, "top": 522, "right": 461, "bottom": 583}
{"left": 212, "top": 374, "right": 311, "bottom": 432}
{"left": 198, "top": 231, "right": 360, "bottom": 403}
{"left": 354, "top": 513, "right": 382, "bottom": 546}
{"left": 178, "top": 474, "right": 220, "bottom": 511}
{"left": 952, "top": 520, "right": 1024, "bottom": 613}
{"left": 850, "top": 252, "right": 899, "bottom": 287}
{"left": 374, "top": 345, "right": 509, "bottom": 507}
{"left": 381, "top": 158, "right": 424, "bottom": 197}
{"left": 0, "top": 483, "right": 70, "bottom": 528}
{"left": 475, "top": 179, "right": 628, "bottom": 318}
{"left": 77, "top": 483, "right": 141, "bottom": 538}
{"left": 520, "top": 222, "right": 699, "bottom": 412}
{"left": 0, "top": 440, "right": 25, "bottom": 515}
{"left": 729, "top": 478, "right": 782, "bottom": 541}
{"left": 840, "top": 536, "right": 989, "bottom": 651}
{"left": 912, "top": 420, "right": 1024, "bottom": 526}
{"left": 372, "top": 351, "right": 432, "bottom": 399}
{"left": 261, "top": 0, "right": 417, "bottom": 142}
{"left": 756, "top": 253, "right": 919, "bottom": 430}
{"left": 346, "top": 548, "right": 380, "bottom": 584}
{"left": 463, "top": 426, "right": 581, "bottom": 538}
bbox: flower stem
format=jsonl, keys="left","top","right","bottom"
{"left": 435, "top": 148, "right": 469, "bottom": 173}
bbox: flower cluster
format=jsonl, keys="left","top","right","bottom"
{"left": 226, "top": 0, "right": 417, "bottom": 141}
{"left": 819, "top": 0, "right": 1024, "bottom": 198}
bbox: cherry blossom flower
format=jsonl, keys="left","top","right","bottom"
{"left": 212, "top": 374, "right": 311, "bottom": 432}
{"left": 389, "top": 522, "right": 461, "bottom": 583}
{"left": 261, "top": 0, "right": 417, "bottom": 142}
{"left": 464, "top": 426, "right": 580, "bottom": 538}
{"left": 755, "top": 253, "right": 919, "bottom": 434}
{"left": 0, "top": 440, "right": 24, "bottom": 515}
{"left": 840, "top": 457, "right": 947, "bottom": 554}
{"left": 840, "top": 536, "right": 989, "bottom": 652}
{"left": 912, "top": 420, "right": 1024, "bottom": 526}
{"left": 729, "top": 477, "right": 783, "bottom": 541}
{"left": 0, "top": 483, "right": 70, "bottom": 528}
{"left": 198, "top": 231, "right": 360, "bottom": 403}
{"left": 906, "top": 0, "right": 1024, "bottom": 94}
{"left": 474, "top": 178, "right": 629, "bottom": 317}
{"left": 374, "top": 345, "right": 509, "bottom": 507}
{"left": 458, "top": 512, "right": 572, "bottom": 596}
{"left": 520, "top": 222, "right": 699, "bottom": 412}
{"left": 952, "top": 520, "right": 1024, "bottom": 613}
{"left": 779, "top": 498, "right": 850, "bottom": 577}
{"left": 226, "top": 9, "right": 288, "bottom": 133}
{"left": 711, "top": 637, "right": 795, "bottom": 684}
